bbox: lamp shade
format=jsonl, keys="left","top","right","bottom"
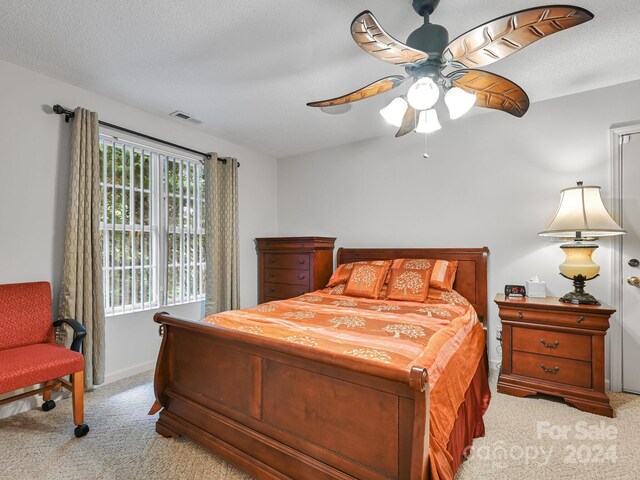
{"left": 539, "top": 183, "right": 625, "bottom": 238}
{"left": 444, "top": 87, "right": 476, "bottom": 119}
{"left": 407, "top": 77, "right": 439, "bottom": 110}
{"left": 379, "top": 97, "right": 408, "bottom": 127}
{"left": 415, "top": 109, "right": 441, "bottom": 133}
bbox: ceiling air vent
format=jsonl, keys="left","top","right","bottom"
{"left": 169, "top": 110, "right": 202, "bottom": 124}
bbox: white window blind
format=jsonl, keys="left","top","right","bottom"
{"left": 99, "top": 133, "right": 205, "bottom": 315}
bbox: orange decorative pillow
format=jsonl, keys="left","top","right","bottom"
{"left": 387, "top": 267, "right": 431, "bottom": 302}
{"left": 344, "top": 263, "right": 389, "bottom": 299}
{"left": 327, "top": 260, "right": 392, "bottom": 288}
{"left": 387, "top": 258, "right": 458, "bottom": 291}
{"left": 390, "top": 258, "right": 433, "bottom": 270}
{"left": 430, "top": 260, "right": 458, "bottom": 291}
{"left": 326, "top": 263, "right": 354, "bottom": 287}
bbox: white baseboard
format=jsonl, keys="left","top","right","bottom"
{"left": 0, "top": 362, "right": 155, "bottom": 420}
{"left": 0, "top": 389, "right": 66, "bottom": 420}
{"left": 488, "top": 359, "right": 501, "bottom": 373}
{"left": 0, "top": 396, "right": 39, "bottom": 420}
{"left": 104, "top": 360, "right": 156, "bottom": 385}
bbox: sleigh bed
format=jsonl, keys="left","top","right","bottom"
{"left": 151, "top": 247, "right": 490, "bottom": 480}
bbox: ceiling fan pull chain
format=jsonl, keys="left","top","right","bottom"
{"left": 423, "top": 132, "right": 429, "bottom": 158}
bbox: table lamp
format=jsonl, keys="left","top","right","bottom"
{"left": 538, "top": 181, "right": 625, "bottom": 305}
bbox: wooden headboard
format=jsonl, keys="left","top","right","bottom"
{"left": 337, "top": 247, "right": 489, "bottom": 327}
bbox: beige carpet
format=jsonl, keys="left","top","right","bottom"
{"left": 0, "top": 371, "right": 638, "bottom": 480}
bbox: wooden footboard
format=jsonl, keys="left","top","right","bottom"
{"left": 152, "top": 313, "right": 430, "bottom": 480}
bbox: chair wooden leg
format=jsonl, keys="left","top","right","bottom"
{"left": 71, "top": 369, "right": 89, "bottom": 437}
{"left": 43, "top": 380, "right": 54, "bottom": 402}
{"left": 71, "top": 370, "right": 84, "bottom": 426}
{"left": 42, "top": 380, "right": 57, "bottom": 411}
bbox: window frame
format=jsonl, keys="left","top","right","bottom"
{"left": 99, "top": 131, "right": 205, "bottom": 316}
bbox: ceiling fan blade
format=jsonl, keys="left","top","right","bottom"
{"left": 443, "top": 6, "right": 593, "bottom": 68}
{"left": 307, "top": 75, "right": 405, "bottom": 108}
{"left": 395, "top": 105, "right": 416, "bottom": 137}
{"left": 449, "top": 69, "right": 530, "bottom": 117}
{"left": 351, "top": 10, "right": 429, "bottom": 66}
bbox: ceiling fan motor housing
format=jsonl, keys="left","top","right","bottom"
{"left": 406, "top": 23, "right": 449, "bottom": 58}
{"left": 406, "top": 23, "right": 449, "bottom": 80}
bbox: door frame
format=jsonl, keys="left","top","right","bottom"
{"left": 609, "top": 123, "right": 640, "bottom": 392}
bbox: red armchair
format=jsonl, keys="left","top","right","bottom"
{"left": 0, "top": 282, "right": 89, "bottom": 437}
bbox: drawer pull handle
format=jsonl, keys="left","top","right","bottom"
{"left": 298, "top": 274, "right": 306, "bottom": 280}
{"left": 267, "top": 288, "right": 274, "bottom": 293}
{"left": 267, "top": 258, "right": 275, "bottom": 264}
{"left": 297, "top": 260, "right": 306, "bottom": 264}
{"left": 540, "top": 364, "right": 560, "bottom": 375}
{"left": 267, "top": 273, "right": 275, "bottom": 278}
{"left": 517, "top": 310, "right": 523, "bottom": 319}
{"left": 577, "top": 316, "right": 585, "bottom": 323}
{"left": 540, "top": 339, "right": 560, "bottom": 349}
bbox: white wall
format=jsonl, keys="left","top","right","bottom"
{"left": 277, "top": 79, "right": 640, "bottom": 370}
{"left": 0, "top": 59, "right": 278, "bottom": 400}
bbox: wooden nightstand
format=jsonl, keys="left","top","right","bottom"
{"left": 256, "top": 237, "right": 336, "bottom": 304}
{"left": 495, "top": 294, "right": 614, "bottom": 417}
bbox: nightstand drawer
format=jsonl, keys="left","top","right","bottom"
{"left": 512, "top": 351, "right": 592, "bottom": 388}
{"left": 512, "top": 327, "right": 591, "bottom": 362}
{"left": 499, "top": 307, "right": 606, "bottom": 329}
{"left": 264, "top": 283, "right": 310, "bottom": 299}
{"left": 263, "top": 254, "right": 310, "bottom": 269}
{"left": 264, "top": 268, "right": 310, "bottom": 286}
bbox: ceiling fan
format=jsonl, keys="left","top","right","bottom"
{"left": 307, "top": 0, "right": 593, "bottom": 139}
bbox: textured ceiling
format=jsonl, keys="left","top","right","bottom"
{"left": 1, "top": 0, "right": 639, "bottom": 159}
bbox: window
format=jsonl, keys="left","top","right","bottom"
{"left": 99, "top": 133, "right": 206, "bottom": 315}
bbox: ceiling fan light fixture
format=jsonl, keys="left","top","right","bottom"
{"left": 307, "top": 6, "right": 594, "bottom": 144}
{"left": 444, "top": 87, "right": 476, "bottom": 119}
{"left": 415, "top": 109, "right": 441, "bottom": 133}
{"left": 407, "top": 77, "right": 439, "bottom": 110}
{"left": 380, "top": 97, "right": 409, "bottom": 127}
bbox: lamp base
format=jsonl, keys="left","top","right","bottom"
{"left": 559, "top": 273, "right": 601, "bottom": 306}
{"left": 559, "top": 291, "right": 601, "bottom": 306}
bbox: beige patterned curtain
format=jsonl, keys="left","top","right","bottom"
{"left": 58, "top": 107, "right": 105, "bottom": 390}
{"left": 204, "top": 154, "right": 240, "bottom": 316}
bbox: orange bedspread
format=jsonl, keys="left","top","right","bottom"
{"left": 202, "top": 287, "right": 487, "bottom": 480}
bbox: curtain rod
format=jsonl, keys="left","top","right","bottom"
{"left": 52, "top": 104, "right": 239, "bottom": 166}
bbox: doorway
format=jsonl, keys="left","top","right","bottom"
{"left": 611, "top": 125, "right": 640, "bottom": 394}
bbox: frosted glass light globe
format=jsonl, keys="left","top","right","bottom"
{"left": 415, "top": 109, "right": 441, "bottom": 133}
{"left": 444, "top": 87, "right": 476, "bottom": 119}
{"left": 407, "top": 77, "right": 439, "bottom": 110}
{"left": 379, "top": 97, "right": 408, "bottom": 127}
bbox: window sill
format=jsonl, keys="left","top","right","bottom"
{"left": 105, "top": 299, "right": 203, "bottom": 318}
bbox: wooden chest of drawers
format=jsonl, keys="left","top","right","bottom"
{"left": 256, "top": 237, "right": 336, "bottom": 304}
{"left": 495, "top": 294, "right": 615, "bottom": 417}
